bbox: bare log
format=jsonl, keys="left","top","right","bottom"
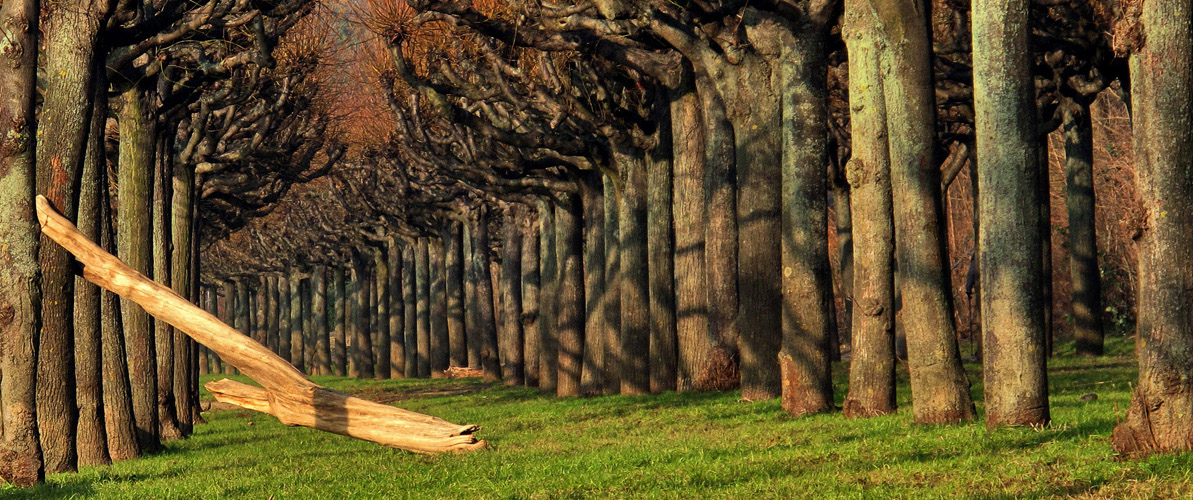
{"left": 35, "top": 195, "right": 486, "bottom": 454}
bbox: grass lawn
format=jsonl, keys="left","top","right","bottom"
{"left": 6, "top": 335, "right": 1193, "bottom": 499}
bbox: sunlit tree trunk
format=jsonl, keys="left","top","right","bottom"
{"left": 580, "top": 173, "right": 606, "bottom": 394}
{"left": 602, "top": 175, "right": 621, "bottom": 394}
{"left": 538, "top": 200, "right": 559, "bottom": 392}
{"left": 556, "top": 195, "right": 585, "bottom": 396}
{"left": 501, "top": 208, "right": 525, "bottom": 385}
{"left": 522, "top": 213, "right": 541, "bottom": 388}
{"left": 649, "top": 108, "right": 678, "bottom": 393}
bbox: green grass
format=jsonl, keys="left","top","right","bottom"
{"left": 7, "top": 335, "right": 1193, "bottom": 499}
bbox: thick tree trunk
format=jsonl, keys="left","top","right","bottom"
{"left": 872, "top": 0, "right": 976, "bottom": 423}
{"left": 152, "top": 136, "right": 184, "bottom": 443}
{"left": 556, "top": 195, "right": 585, "bottom": 396}
{"left": 331, "top": 268, "right": 347, "bottom": 376}
{"left": 389, "top": 240, "right": 406, "bottom": 376}
{"left": 277, "top": 275, "right": 291, "bottom": 365}
{"left": 35, "top": 0, "right": 111, "bottom": 472}
{"left": 670, "top": 74, "right": 719, "bottom": 392}
{"left": 463, "top": 226, "right": 481, "bottom": 370}
{"left": 118, "top": 85, "right": 162, "bottom": 452}
{"left": 265, "top": 275, "right": 278, "bottom": 355}
{"left": 417, "top": 238, "right": 433, "bottom": 378}
{"left": 354, "top": 258, "right": 374, "bottom": 378}
{"left": 1061, "top": 97, "right": 1104, "bottom": 356}
{"left": 402, "top": 244, "right": 419, "bottom": 377}
{"left": 522, "top": 213, "right": 541, "bottom": 388}
{"left": 778, "top": 19, "right": 835, "bottom": 416}
{"left": 842, "top": 0, "right": 897, "bottom": 417}
{"left": 648, "top": 109, "right": 678, "bottom": 394}
{"left": 974, "top": 0, "right": 1050, "bottom": 428}
{"left": 290, "top": 272, "right": 305, "bottom": 373}
{"left": 602, "top": 175, "right": 622, "bottom": 394}
{"left": 304, "top": 277, "right": 318, "bottom": 375}
{"left": 619, "top": 150, "right": 651, "bottom": 396}
{"left": 314, "top": 266, "right": 330, "bottom": 376}
{"left": 431, "top": 240, "right": 449, "bottom": 378}
{"left": 371, "top": 254, "right": 390, "bottom": 379}
{"left": 470, "top": 211, "right": 501, "bottom": 381}
{"left": 580, "top": 173, "right": 606, "bottom": 395}
{"left": 446, "top": 224, "right": 467, "bottom": 369}
{"left": 73, "top": 76, "right": 110, "bottom": 466}
{"left": 538, "top": 200, "right": 559, "bottom": 392}
{"left": 696, "top": 73, "right": 741, "bottom": 388}
{"left": 501, "top": 209, "right": 526, "bottom": 385}
{"left": 1111, "top": 0, "right": 1193, "bottom": 456}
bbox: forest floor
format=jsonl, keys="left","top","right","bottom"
{"left": 7, "top": 335, "right": 1193, "bottom": 499}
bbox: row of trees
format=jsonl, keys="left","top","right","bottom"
{"left": 0, "top": 0, "right": 338, "bottom": 486}
{"left": 201, "top": 0, "right": 1191, "bottom": 460}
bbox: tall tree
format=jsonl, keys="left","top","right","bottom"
{"left": 974, "top": 0, "right": 1050, "bottom": 428}
{"left": 0, "top": 0, "right": 44, "bottom": 483}
{"left": 1112, "top": 0, "right": 1193, "bottom": 456}
{"left": 1061, "top": 97, "right": 1104, "bottom": 356}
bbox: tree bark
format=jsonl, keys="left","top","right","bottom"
{"left": 872, "top": 0, "right": 976, "bottom": 423}
{"left": 416, "top": 238, "right": 433, "bottom": 378}
{"left": 446, "top": 224, "right": 467, "bottom": 369}
{"left": 171, "top": 156, "right": 197, "bottom": 435}
{"left": 314, "top": 266, "right": 330, "bottom": 376}
{"left": 73, "top": 73, "right": 110, "bottom": 466}
{"left": 778, "top": 16, "right": 835, "bottom": 416}
{"left": 556, "top": 195, "right": 585, "bottom": 396}
{"left": 500, "top": 208, "right": 526, "bottom": 385}
{"left": 580, "top": 173, "right": 606, "bottom": 395}
{"left": 618, "top": 150, "right": 651, "bottom": 396}
{"left": 1061, "top": 97, "right": 1104, "bottom": 356}
{"left": 648, "top": 106, "right": 678, "bottom": 394}
{"left": 842, "top": 0, "right": 897, "bottom": 417}
{"left": 402, "top": 244, "right": 419, "bottom": 377}
{"left": 331, "top": 268, "right": 347, "bottom": 376}
{"left": 354, "top": 257, "right": 374, "bottom": 378}
{"left": 389, "top": 240, "right": 406, "bottom": 376}
{"left": 1111, "top": 0, "right": 1193, "bottom": 456}
{"left": 431, "top": 239, "right": 449, "bottom": 378}
{"left": 152, "top": 129, "right": 184, "bottom": 443}
{"left": 118, "top": 84, "right": 162, "bottom": 452}
{"left": 463, "top": 226, "right": 481, "bottom": 370}
{"left": 371, "top": 253, "right": 390, "bottom": 379}
{"left": 974, "top": 0, "right": 1050, "bottom": 428}
{"left": 538, "top": 200, "right": 559, "bottom": 392}
{"left": 602, "top": 175, "right": 622, "bottom": 394}
{"left": 289, "top": 271, "right": 305, "bottom": 373}
{"left": 101, "top": 197, "right": 139, "bottom": 462}
{"left": 522, "top": 213, "right": 541, "bottom": 388}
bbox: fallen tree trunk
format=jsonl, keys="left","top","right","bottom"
{"left": 35, "top": 195, "right": 486, "bottom": 454}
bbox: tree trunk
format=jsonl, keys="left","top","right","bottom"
{"left": 463, "top": 226, "right": 481, "bottom": 370}
{"left": 974, "top": 0, "right": 1050, "bottom": 428}
{"left": 580, "top": 173, "right": 606, "bottom": 395}
{"left": 290, "top": 272, "right": 305, "bottom": 373}
{"left": 472, "top": 210, "right": 502, "bottom": 381}
{"left": 372, "top": 254, "right": 390, "bottom": 379}
{"left": 522, "top": 213, "right": 541, "bottom": 388}
{"left": 171, "top": 157, "right": 197, "bottom": 435}
{"left": 831, "top": 169, "right": 853, "bottom": 363}
{"left": 431, "top": 239, "right": 449, "bottom": 378}
{"left": 417, "top": 238, "right": 433, "bottom": 378}
{"left": 118, "top": 84, "right": 162, "bottom": 452}
{"left": 538, "top": 200, "right": 559, "bottom": 392}
{"left": 314, "top": 266, "right": 330, "bottom": 376}
{"left": 152, "top": 135, "right": 184, "bottom": 443}
{"left": 602, "top": 175, "right": 621, "bottom": 394}
{"left": 619, "top": 150, "right": 651, "bottom": 396}
{"left": 389, "top": 240, "right": 406, "bottom": 376}
{"left": 35, "top": 0, "right": 111, "bottom": 472}
{"left": 648, "top": 105, "right": 678, "bottom": 394}
{"left": 697, "top": 73, "right": 741, "bottom": 389}
{"left": 278, "top": 275, "right": 291, "bottom": 365}
{"left": 778, "top": 18, "right": 836, "bottom": 416}
{"left": 1111, "top": 0, "right": 1193, "bottom": 456}
{"left": 872, "top": 0, "right": 976, "bottom": 423}
{"left": 402, "top": 244, "right": 418, "bottom": 377}
{"left": 73, "top": 74, "right": 110, "bottom": 466}
{"left": 101, "top": 192, "right": 139, "bottom": 462}
{"left": 446, "top": 224, "right": 467, "bottom": 370}
{"left": 265, "top": 275, "right": 279, "bottom": 355}
{"left": 670, "top": 73, "right": 719, "bottom": 393}
{"left": 331, "top": 268, "right": 347, "bottom": 376}
{"left": 354, "top": 258, "right": 374, "bottom": 378}
{"left": 501, "top": 208, "right": 526, "bottom": 385}
{"left": 556, "top": 195, "right": 585, "bottom": 396}
{"left": 1062, "top": 97, "right": 1104, "bottom": 356}
{"left": 842, "top": 0, "right": 897, "bottom": 417}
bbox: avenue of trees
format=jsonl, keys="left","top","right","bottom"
{"left": 2, "top": 0, "right": 1191, "bottom": 488}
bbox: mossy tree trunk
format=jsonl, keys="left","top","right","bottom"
{"left": 1111, "top": 0, "right": 1193, "bottom": 456}
{"left": 974, "top": 0, "right": 1050, "bottom": 428}
{"left": 842, "top": 0, "right": 897, "bottom": 417}
{"left": 871, "top": 0, "right": 975, "bottom": 423}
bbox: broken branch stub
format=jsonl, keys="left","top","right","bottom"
{"left": 35, "top": 195, "right": 485, "bottom": 454}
